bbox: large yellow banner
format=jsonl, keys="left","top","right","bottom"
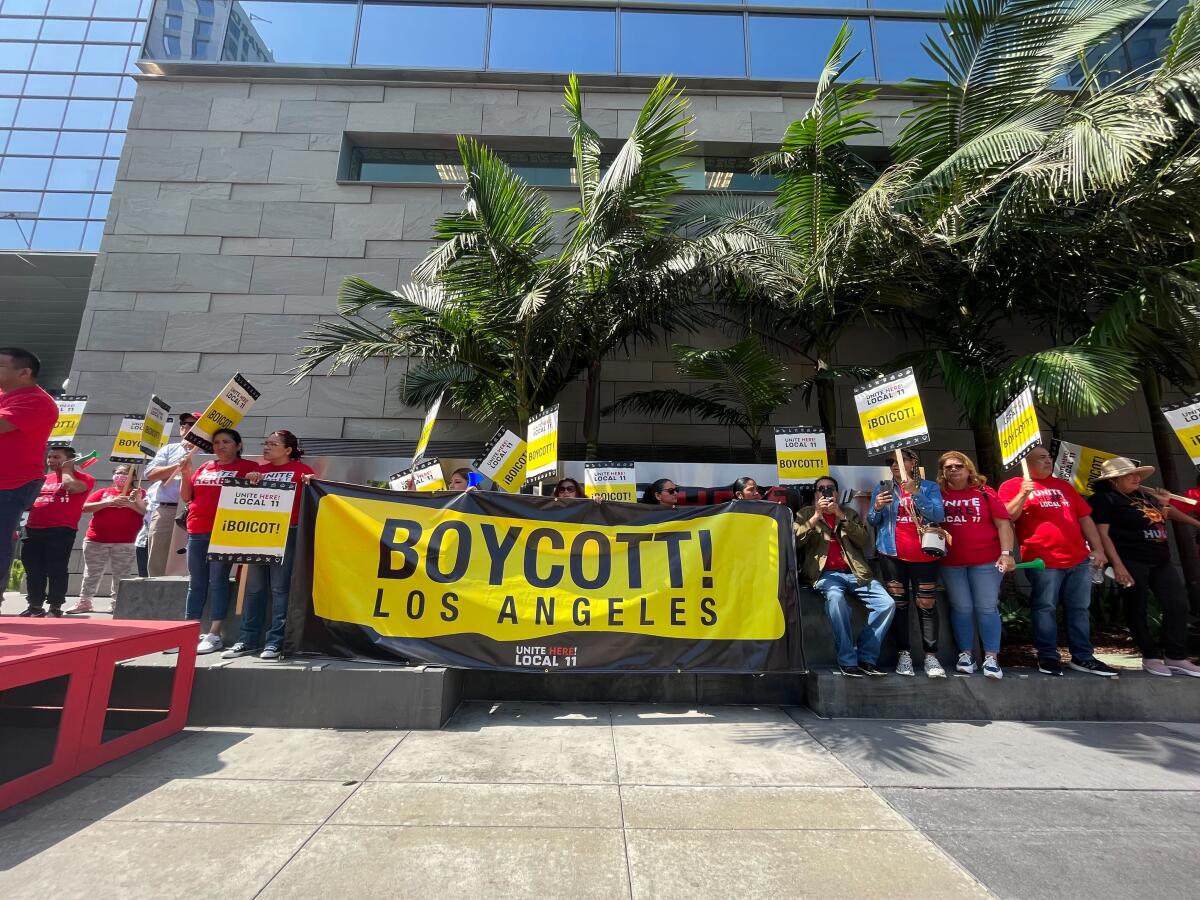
{"left": 312, "top": 493, "right": 784, "bottom": 642}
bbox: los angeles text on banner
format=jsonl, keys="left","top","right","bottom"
{"left": 1051, "top": 440, "right": 1129, "bottom": 496}
{"left": 525, "top": 404, "right": 560, "bottom": 484}
{"left": 774, "top": 427, "right": 830, "bottom": 483}
{"left": 473, "top": 426, "right": 527, "bottom": 493}
{"left": 584, "top": 461, "right": 638, "bottom": 502}
{"left": 140, "top": 394, "right": 172, "bottom": 456}
{"left": 110, "top": 415, "right": 149, "bottom": 463}
{"left": 413, "top": 393, "right": 443, "bottom": 463}
{"left": 853, "top": 368, "right": 929, "bottom": 456}
{"left": 207, "top": 480, "right": 295, "bottom": 564}
{"left": 49, "top": 395, "right": 87, "bottom": 447}
{"left": 292, "top": 482, "right": 802, "bottom": 672}
{"left": 1161, "top": 395, "right": 1200, "bottom": 470}
{"left": 997, "top": 388, "right": 1041, "bottom": 468}
{"left": 185, "top": 373, "right": 261, "bottom": 453}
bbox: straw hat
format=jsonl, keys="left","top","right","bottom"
{"left": 1094, "top": 457, "right": 1155, "bottom": 481}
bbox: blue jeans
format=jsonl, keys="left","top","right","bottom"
{"left": 185, "top": 533, "right": 234, "bottom": 622}
{"left": 1026, "top": 560, "right": 1095, "bottom": 662}
{"left": 0, "top": 479, "right": 43, "bottom": 592}
{"left": 238, "top": 526, "right": 297, "bottom": 650}
{"left": 942, "top": 564, "right": 1003, "bottom": 655}
{"left": 814, "top": 571, "right": 896, "bottom": 667}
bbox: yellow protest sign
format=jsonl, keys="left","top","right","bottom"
{"left": 413, "top": 393, "right": 442, "bottom": 463}
{"left": 140, "top": 394, "right": 171, "bottom": 456}
{"left": 473, "top": 426, "right": 526, "bottom": 493}
{"left": 774, "top": 427, "right": 830, "bottom": 483}
{"left": 584, "top": 462, "right": 638, "bottom": 501}
{"left": 525, "top": 404, "right": 559, "bottom": 484}
{"left": 853, "top": 369, "right": 929, "bottom": 456}
{"left": 1052, "top": 440, "right": 1128, "bottom": 496}
{"left": 186, "top": 373, "right": 260, "bottom": 453}
{"left": 110, "top": 415, "right": 148, "bottom": 463}
{"left": 1161, "top": 395, "right": 1200, "bottom": 469}
{"left": 997, "top": 388, "right": 1041, "bottom": 468}
{"left": 49, "top": 395, "right": 87, "bottom": 446}
{"left": 207, "top": 480, "right": 295, "bottom": 563}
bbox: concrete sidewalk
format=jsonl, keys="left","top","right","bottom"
{"left": 2, "top": 703, "right": 1198, "bottom": 900}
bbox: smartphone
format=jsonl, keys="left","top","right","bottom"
{"left": 817, "top": 484, "right": 836, "bottom": 498}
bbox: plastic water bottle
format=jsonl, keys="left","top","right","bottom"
{"left": 1091, "top": 564, "right": 1105, "bottom": 585}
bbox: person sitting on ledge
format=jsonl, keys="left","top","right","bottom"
{"left": 796, "top": 475, "right": 894, "bottom": 678}
{"left": 732, "top": 476, "right": 763, "bottom": 500}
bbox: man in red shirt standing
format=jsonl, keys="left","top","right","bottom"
{"left": 998, "top": 445, "right": 1119, "bottom": 677}
{"left": 0, "top": 347, "right": 60, "bottom": 603}
{"left": 20, "top": 447, "right": 95, "bottom": 617}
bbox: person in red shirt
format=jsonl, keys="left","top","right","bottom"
{"left": 19, "top": 446, "right": 95, "bottom": 616}
{"left": 998, "top": 444, "right": 1118, "bottom": 677}
{"left": 179, "top": 428, "right": 258, "bottom": 655}
{"left": 936, "top": 451, "right": 1016, "bottom": 679}
{"left": 222, "top": 430, "right": 317, "bottom": 661}
{"left": 65, "top": 464, "right": 148, "bottom": 615}
{"left": 0, "top": 347, "right": 60, "bottom": 604}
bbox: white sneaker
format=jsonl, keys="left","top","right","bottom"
{"left": 924, "top": 655, "right": 947, "bottom": 678}
{"left": 64, "top": 599, "right": 94, "bottom": 615}
{"left": 895, "top": 651, "right": 914, "bottom": 676}
{"left": 197, "top": 633, "right": 224, "bottom": 655}
{"left": 260, "top": 646, "right": 281, "bottom": 660}
{"left": 956, "top": 652, "right": 976, "bottom": 674}
{"left": 221, "top": 642, "right": 258, "bottom": 659}
{"left": 983, "top": 655, "right": 1003, "bottom": 679}
{"left": 1164, "top": 658, "right": 1200, "bottom": 677}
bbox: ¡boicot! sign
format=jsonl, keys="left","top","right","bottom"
{"left": 853, "top": 368, "right": 929, "bottom": 456}
{"left": 207, "top": 480, "right": 295, "bottom": 564}
{"left": 473, "top": 427, "right": 527, "bottom": 493}
{"left": 185, "top": 373, "right": 260, "bottom": 453}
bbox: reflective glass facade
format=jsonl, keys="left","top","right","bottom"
{"left": 0, "top": 0, "right": 149, "bottom": 252}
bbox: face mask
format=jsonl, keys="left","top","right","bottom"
{"left": 113, "top": 475, "right": 129, "bottom": 487}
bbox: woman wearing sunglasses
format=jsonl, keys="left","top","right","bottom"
{"left": 936, "top": 451, "right": 1015, "bottom": 679}
{"left": 642, "top": 478, "right": 680, "bottom": 507}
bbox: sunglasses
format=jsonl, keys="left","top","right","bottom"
{"left": 942, "top": 463, "right": 966, "bottom": 470}
{"left": 660, "top": 487, "right": 678, "bottom": 495}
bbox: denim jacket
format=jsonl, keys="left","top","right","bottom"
{"left": 866, "top": 479, "right": 945, "bottom": 557}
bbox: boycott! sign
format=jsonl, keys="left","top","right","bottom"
{"left": 584, "top": 462, "right": 637, "bottom": 502}
{"left": 853, "top": 368, "right": 929, "bottom": 456}
{"left": 186, "top": 373, "right": 260, "bottom": 453}
{"left": 1052, "top": 440, "right": 1128, "bottom": 497}
{"left": 49, "top": 395, "right": 87, "bottom": 447}
{"left": 287, "top": 482, "right": 803, "bottom": 672}
{"left": 110, "top": 415, "right": 149, "bottom": 463}
{"left": 208, "top": 480, "right": 294, "bottom": 564}
{"left": 1161, "top": 395, "right": 1200, "bottom": 471}
{"left": 140, "top": 395, "right": 172, "bottom": 456}
{"left": 525, "top": 405, "right": 559, "bottom": 484}
{"left": 473, "top": 427, "right": 527, "bottom": 493}
{"left": 413, "top": 393, "right": 442, "bottom": 463}
{"left": 997, "top": 388, "right": 1041, "bottom": 468}
{"left": 774, "top": 427, "right": 830, "bottom": 483}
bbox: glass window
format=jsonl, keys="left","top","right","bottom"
{"left": 46, "top": 155, "right": 100, "bottom": 189}
{"left": 55, "top": 130, "right": 107, "bottom": 154}
{"left": 749, "top": 15, "right": 874, "bottom": 80}
{"left": 224, "top": 1, "right": 357, "bottom": 65}
{"left": 0, "top": 97, "right": 17, "bottom": 126}
{"left": 82, "top": 219, "right": 103, "bottom": 249}
{"left": 104, "top": 130, "right": 123, "bottom": 156}
{"left": 15, "top": 97, "right": 66, "bottom": 127}
{"left": 98, "top": 156, "right": 116, "bottom": 185}
{"left": 352, "top": 147, "right": 593, "bottom": 186}
{"left": 356, "top": 4, "right": 486, "bottom": 69}
{"left": 79, "top": 42, "right": 130, "bottom": 71}
{"left": 0, "top": 73, "right": 26, "bottom": 93}
{"left": 38, "top": 19, "right": 88, "bottom": 41}
{"left": 89, "top": 190, "right": 109, "bottom": 217}
{"left": 196, "top": 0, "right": 214, "bottom": 15}
{"left": 6, "top": 129, "right": 57, "bottom": 153}
{"left": 23, "top": 73, "right": 75, "bottom": 95}
{"left": 39, "top": 191, "right": 92, "bottom": 217}
{"left": 874, "top": 18, "right": 947, "bottom": 82}
{"left": 193, "top": 38, "right": 210, "bottom": 58}
{"left": 872, "top": 1, "right": 945, "bottom": 8}
{"left": 72, "top": 73, "right": 121, "bottom": 95}
{"left": 110, "top": 97, "right": 130, "bottom": 128}
{"left": 196, "top": 20, "right": 213, "bottom": 40}
{"left": 0, "top": 155, "right": 51, "bottom": 189}
{"left": 703, "top": 157, "right": 781, "bottom": 192}
{"left": 87, "top": 20, "right": 135, "bottom": 42}
{"left": 132, "top": 21, "right": 145, "bottom": 43}
{"left": 162, "top": 33, "right": 180, "bottom": 58}
{"left": 30, "top": 42, "right": 82, "bottom": 72}
{"left": 46, "top": 0, "right": 95, "bottom": 15}
{"left": 621, "top": 12, "right": 745, "bottom": 77}
{"left": 0, "top": 190, "right": 42, "bottom": 212}
{"left": 1, "top": 0, "right": 49, "bottom": 15}
{"left": 1, "top": 42, "right": 35, "bottom": 70}
{"left": 93, "top": 0, "right": 143, "bottom": 15}
{"left": 166, "top": 0, "right": 182, "bottom": 10}
{"left": 0, "top": 18, "right": 41, "bottom": 40}
{"left": 488, "top": 7, "right": 615, "bottom": 74}
{"left": 31, "top": 218, "right": 85, "bottom": 251}
{"left": 163, "top": 13, "right": 181, "bottom": 30}
{"left": 64, "top": 98, "right": 114, "bottom": 127}
{"left": 0, "top": 215, "right": 35, "bottom": 247}
{"left": 749, "top": 0, "right": 866, "bottom": 4}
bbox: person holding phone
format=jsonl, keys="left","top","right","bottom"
{"left": 936, "top": 451, "right": 1015, "bottom": 679}
{"left": 867, "top": 449, "right": 946, "bottom": 677}
{"left": 796, "top": 475, "right": 894, "bottom": 677}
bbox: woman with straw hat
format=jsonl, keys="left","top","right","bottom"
{"left": 1089, "top": 457, "right": 1200, "bottom": 677}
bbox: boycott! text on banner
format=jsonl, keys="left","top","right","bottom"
{"left": 853, "top": 368, "right": 929, "bottom": 456}
{"left": 525, "top": 405, "right": 559, "bottom": 484}
{"left": 49, "top": 395, "right": 87, "bottom": 447}
{"left": 473, "top": 427, "right": 527, "bottom": 493}
{"left": 208, "top": 480, "right": 295, "bottom": 564}
{"left": 997, "top": 388, "right": 1041, "bottom": 468}
{"left": 1161, "top": 395, "right": 1200, "bottom": 470}
{"left": 140, "top": 394, "right": 172, "bottom": 457}
{"left": 774, "top": 427, "right": 830, "bottom": 483}
{"left": 110, "top": 415, "right": 149, "bottom": 464}
{"left": 390, "top": 457, "right": 446, "bottom": 492}
{"left": 584, "top": 461, "right": 638, "bottom": 502}
{"left": 1051, "top": 440, "right": 1129, "bottom": 496}
{"left": 186, "top": 373, "right": 260, "bottom": 453}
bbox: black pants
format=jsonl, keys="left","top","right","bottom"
{"left": 1120, "top": 559, "right": 1189, "bottom": 660}
{"left": 21, "top": 527, "right": 76, "bottom": 609}
{"left": 135, "top": 544, "right": 149, "bottom": 578}
{"left": 878, "top": 555, "right": 941, "bottom": 653}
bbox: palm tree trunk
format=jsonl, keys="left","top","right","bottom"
{"left": 583, "top": 358, "right": 603, "bottom": 461}
{"left": 1142, "top": 372, "right": 1200, "bottom": 610}
{"left": 814, "top": 352, "right": 839, "bottom": 461}
{"left": 970, "top": 413, "right": 1001, "bottom": 484}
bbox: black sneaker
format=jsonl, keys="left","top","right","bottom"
{"left": 1069, "top": 657, "right": 1120, "bottom": 678}
{"left": 859, "top": 662, "right": 888, "bottom": 677}
{"left": 46, "top": 606, "right": 63, "bottom": 618}
{"left": 1038, "top": 657, "right": 1063, "bottom": 676}
{"left": 18, "top": 606, "right": 47, "bottom": 617}
{"left": 838, "top": 665, "right": 867, "bottom": 678}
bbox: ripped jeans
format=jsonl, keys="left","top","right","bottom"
{"left": 878, "top": 556, "right": 941, "bottom": 654}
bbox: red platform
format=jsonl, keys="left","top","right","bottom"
{"left": 0, "top": 618, "right": 197, "bottom": 812}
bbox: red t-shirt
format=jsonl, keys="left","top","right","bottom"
{"left": 0, "top": 385, "right": 59, "bottom": 490}
{"left": 998, "top": 475, "right": 1092, "bottom": 569}
{"left": 891, "top": 487, "right": 927, "bottom": 563}
{"left": 941, "top": 485, "right": 1011, "bottom": 567}
{"left": 26, "top": 470, "right": 96, "bottom": 530}
{"left": 186, "top": 458, "right": 258, "bottom": 534}
{"left": 254, "top": 460, "right": 316, "bottom": 526}
{"left": 821, "top": 513, "right": 850, "bottom": 572}
{"left": 1170, "top": 487, "right": 1200, "bottom": 515}
{"left": 85, "top": 487, "right": 147, "bottom": 543}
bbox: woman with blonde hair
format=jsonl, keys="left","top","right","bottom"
{"left": 936, "top": 451, "right": 1015, "bottom": 679}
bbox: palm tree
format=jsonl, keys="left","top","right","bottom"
{"left": 604, "top": 338, "right": 796, "bottom": 462}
